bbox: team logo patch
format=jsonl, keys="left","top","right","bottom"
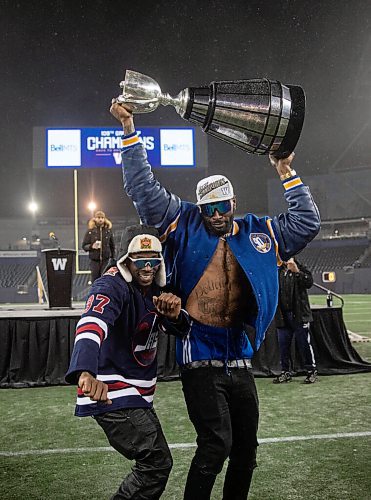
{"left": 250, "top": 233, "right": 272, "bottom": 253}
{"left": 140, "top": 237, "right": 152, "bottom": 250}
{"left": 132, "top": 311, "right": 159, "bottom": 366}
{"left": 220, "top": 185, "right": 231, "bottom": 196}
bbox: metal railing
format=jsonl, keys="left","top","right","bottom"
{"left": 312, "top": 282, "right": 344, "bottom": 307}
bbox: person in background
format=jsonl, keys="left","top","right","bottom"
{"left": 274, "top": 257, "right": 318, "bottom": 384}
{"left": 66, "top": 224, "right": 190, "bottom": 499}
{"left": 82, "top": 210, "right": 115, "bottom": 282}
{"left": 110, "top": 101, "right": 320, "bottom": 500}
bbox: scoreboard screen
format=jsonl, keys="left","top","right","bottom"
{"left": 33, "top": 126, "right": 208, "bottom": 169}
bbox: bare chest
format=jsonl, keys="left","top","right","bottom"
{"left": 186, "top": 239, "right": 253, "bottom": 327}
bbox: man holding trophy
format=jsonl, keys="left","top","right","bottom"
{"left": 110, "top": 71, "right": 320, "bottom": 499}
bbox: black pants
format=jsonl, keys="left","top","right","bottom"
{"left": 277, "top": 312, "right": 317, "bottom": 373}
{"left": 94, "top": 407, "right": 172, "bottom": 499}
{"left": 181, "top": 367, "right": 259, "bottom": 500}
{"left": 90, "top": 259, "right": 108, "bottom": 282}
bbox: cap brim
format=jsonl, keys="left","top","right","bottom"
{"left": 197, "top": 195, "right": 234, "bottom": 205}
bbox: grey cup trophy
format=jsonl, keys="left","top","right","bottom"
{"left": 115, "top": 70, "right": 305, "bottom": 158}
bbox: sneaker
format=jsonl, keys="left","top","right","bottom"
{"left": 304, "top": 370, "right": 318, "bottom": 384}
{"left": 273, "top": 372, "right": 292, "bottom": 384}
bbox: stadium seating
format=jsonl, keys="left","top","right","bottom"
{"left": 1, "top": 228, "right": 371, "bottom": 302}
{"left": 0, "top": 262, "right": 37, "bottom": 287}
{"left": 298, "top": 242, "right": 370, "bottom": 273}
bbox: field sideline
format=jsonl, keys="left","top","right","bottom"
{"left": 0, "top": 294, "right": 370, "bottom": 499}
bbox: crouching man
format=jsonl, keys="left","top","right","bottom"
{"left": 66, "top": 224, "right": 190, "bottom": 499}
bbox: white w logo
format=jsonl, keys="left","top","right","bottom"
{"left": 51, "top": 258, "right": 67, "bottom": 271}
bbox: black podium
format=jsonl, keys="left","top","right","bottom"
{"left": 42, "top": 249, "right": 76, "bottom": 308}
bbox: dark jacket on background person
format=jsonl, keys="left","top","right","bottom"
{"left": 275, "top": 260, "right": 313, "bottom": 328}
{"left": 82, "top": 217, "right": 115, "bottom": 262}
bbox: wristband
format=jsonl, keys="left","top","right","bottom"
{"left": 280, "top": 169, "right": 296, "bottom": 181}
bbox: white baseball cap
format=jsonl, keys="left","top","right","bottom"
{"left": 196, "top": 175, "right": 234, "bottom": 205}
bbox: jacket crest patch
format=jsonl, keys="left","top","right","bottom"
{"left": 249, "top": 233, "right": 271, "bottom": 253}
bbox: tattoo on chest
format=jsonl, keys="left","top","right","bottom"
{"left": 197, "top": 297, "right": 226, "bottom": 316}
{"left": 195, "top": 279, "right": 232, "bottom": 299}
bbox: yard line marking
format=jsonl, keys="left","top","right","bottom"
{"left": 1, "top": 431, "right": 371, "bottom": 457}
{"left": 344, "top": 310, "right": 371, "bottom": 314}
{"left": 344, "top": 302, "right": 371, "bottom": 304}
{"left": 258, "top": 431, "right": 371, "bottom": 444}
{"left": 346, "top": 318, "right": 371, "bottom": 323}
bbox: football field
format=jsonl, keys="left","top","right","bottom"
{"left": 1, "top": 295, "right": 370, "bottom": 499}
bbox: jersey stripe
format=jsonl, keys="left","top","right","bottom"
{"left": 77, "top": 316, "right": 108, "bottom": 339}
{"left": 97, "top": 373, "right": 157, "bottom": 387}
{"left": 74, "top": 332, "right": 101, "bottom": 346}
{"left": 76, "top": 323, "right": 105, "bottom": 343}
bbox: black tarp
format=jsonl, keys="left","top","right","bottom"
{"left": 0, "top": 307, "right": 370, "bottom": 388}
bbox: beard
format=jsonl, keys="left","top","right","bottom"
{"left": 203, "top": 215, "right": 234, "bottom": 236}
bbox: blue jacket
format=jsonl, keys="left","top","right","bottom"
{"left": 121, "top": 132, "right": 320, "bottom": 365}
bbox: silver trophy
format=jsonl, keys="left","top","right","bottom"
{"left": 115, "top": 70, "right": 305, "bottom": 158}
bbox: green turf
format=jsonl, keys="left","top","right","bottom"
{"left": 1, "top": 375, "right": 370, "bottom": 499}
{"left": 1, "top": 294, "right": 370, "bottom": 499}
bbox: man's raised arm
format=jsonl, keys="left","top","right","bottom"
{"left": 269, "top": 153, "right": 321, "bottom": 261}
{"left": 110, "top": 101, "right": 181, "bottom": 227}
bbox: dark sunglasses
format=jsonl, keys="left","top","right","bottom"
{"left": 200, "top": 200, "right": 232, "bottom": 217}
{"left": 128, "top": 257, "right": 162, "bottom": 269}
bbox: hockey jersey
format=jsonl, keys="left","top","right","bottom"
{"left": 65, "top": 266, "right": 189, "bottom": 417}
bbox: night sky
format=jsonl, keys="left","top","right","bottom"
{"left": 1, "top": 0, "right": 371, "bottom": 219}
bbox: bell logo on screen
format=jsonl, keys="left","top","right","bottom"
{"left": 160, "top": 129, "right": 194, "bottom": 166}
{"left": 51, "top": 258, "right": 68, "bottom": 271}
{"left": 47, "top": 129, "right": 81, "bottom": 167}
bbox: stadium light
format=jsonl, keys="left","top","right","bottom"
{"left": 87, "top": 201, "right": 97, "bottom": 213}
{"left": 28, "top": 201, "right": 38, "bottom": 214}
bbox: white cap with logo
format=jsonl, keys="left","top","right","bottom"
{"left": 196, "top": 175, "right": 234, "bottom": 205}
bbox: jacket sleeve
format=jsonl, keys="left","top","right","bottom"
{"left": 270, "top": 175, "right": 320, "bottom": 262}
{"left": 121, "top": 133, "right": 181, "bottom": 228}
{"left": 109, "top": 232, "right": 115, "bottom": 258}
{"left": 82, "top": 230, "right": 91, "bottom": 252}
{"left": 159, "top": 309, "right": 191, "bottom": 339}
{"left": 65, "top": 275, "right": 128, "bottom": 384}
{"left": 296, "top": 261, "right": 314, "bottom": 289}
